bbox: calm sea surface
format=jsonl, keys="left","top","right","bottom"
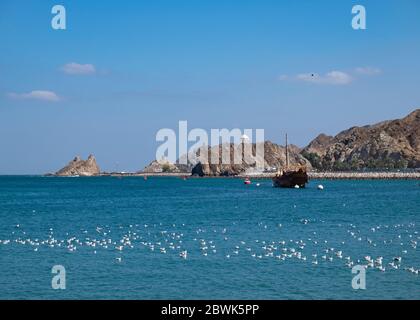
{"left": 0, "top": 176, "right": 419, "bottom": 299}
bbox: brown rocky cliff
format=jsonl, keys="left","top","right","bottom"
{"left": 302, "top": 109, "right": 420, "bottom": 169}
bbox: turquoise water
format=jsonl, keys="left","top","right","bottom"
{"left": 0, "top": 176, "right": 419, "bottom": 299}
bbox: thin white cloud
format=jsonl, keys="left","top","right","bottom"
{"left": 61, "top": 62, "right": 96, "bottom": 75}
{"left": 294, "top": 71, "right": 353, "bottom": 85}
{"left": 355, "top": 66, "right": 382, "bottom": 76}
{"left": 279, "top": 67, "right": 381, "bottom": 86}
{"left": 8, "top": 90, "right": 60, "bottom": 102}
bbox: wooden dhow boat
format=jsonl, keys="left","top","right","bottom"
{"left": 272, "top": 134, "right": 309, "bottom": 188}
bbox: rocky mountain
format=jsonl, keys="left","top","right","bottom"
{"left": 302, "top": 109, "right": 420, "bottom": 170}
{"left": 55, "top": 155, "right": 101, "bottom": 176}
{"left": 303, "top": 133, "right": 334, "bottom": 155}
{"left": 188, "top": 141, "right": 311, "bottom": 176}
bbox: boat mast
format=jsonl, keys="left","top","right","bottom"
{"left": 285, "top": 133, "right": 289, "bottom": 169}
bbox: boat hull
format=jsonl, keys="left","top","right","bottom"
{"left": 272, "top": 170, "right": 308, "bottom": 188}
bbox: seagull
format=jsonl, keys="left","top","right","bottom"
{"left": 393, "top": 257, "right": 402, "bottom": 263}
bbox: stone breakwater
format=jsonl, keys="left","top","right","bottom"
{"left": 232, "top": 171, "right": 419, "bottom": 180}
{"left": 236, "top": 171, "right": 420, "bottom": 180}
{"left": 308, "top": 172, "right": 420, "bottom": 180}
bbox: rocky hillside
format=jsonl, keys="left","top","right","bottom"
{"left": 302, "top": 109, "right": 420, "bottom": 170}
{"left": 189, "top": 141, "right": 311, "bottom": 176}
{"left": 55, "top": 155, "right": 101, "bottom": 176}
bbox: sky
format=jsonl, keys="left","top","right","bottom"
{"left": 0, "top": 0, "right": 420, "bottom": 174}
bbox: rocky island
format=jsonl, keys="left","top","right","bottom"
{"left": 54, "top": 155, "right": 101, "bottom": 177}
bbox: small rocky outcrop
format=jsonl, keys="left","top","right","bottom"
{"left": 142, "top": 159, "right": 181, "bottom": 173}
{"left": 55, "top": 155, "right": 100, "bottom": 176}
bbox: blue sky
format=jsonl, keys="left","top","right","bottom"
{"left": 1, "top": 0, "right": 420, "bottom": 174}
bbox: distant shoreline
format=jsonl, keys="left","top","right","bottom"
{"left": 76, "top": 171, "right": 420, "bottom": 180}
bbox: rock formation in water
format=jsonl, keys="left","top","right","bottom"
{"left": 55, "top": 155, "right": 101, "bottom": 176}
{"left": 302, "top": 109, "right": 420, "bottom": 170}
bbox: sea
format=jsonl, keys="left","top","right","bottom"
{"left": 0, "top": 176, "right": 419, "bottom": 299}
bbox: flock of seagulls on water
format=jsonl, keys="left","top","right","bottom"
{"left": 1, "top": 219, "right": 419, "bottom": 278}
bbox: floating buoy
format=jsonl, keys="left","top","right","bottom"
{"left": 317, "top": 184, "right": 324, "bottom": 190}
{"left": 256, "top": 183, "right": 260, "bottom": 187}
{"left": 294, "top": 185, "right": 300, "bottom": 189}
